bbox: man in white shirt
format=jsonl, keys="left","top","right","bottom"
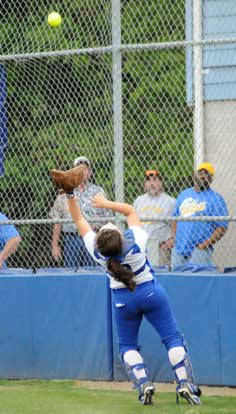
{"left": 134, "top": 169, "right": 175, "bottom": 267}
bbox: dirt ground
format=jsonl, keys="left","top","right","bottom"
{"left": 76, "top": 380, "right": 236, "bottom": 397}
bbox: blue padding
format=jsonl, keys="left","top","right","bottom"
{"left": 152, "top": 265, "right": 170, "bottom": 273}
{"left": 35, "top": 267, "right": 75, "bottom": 276}
{"left": 0, "top": 270, "right": 236, "bottom": 385}
{"left": 218, "top": 276, "right": 236, "bottom": 385}
{"left": 74, "top": 266, "right": 105, "bottom": 274}
{"left": 35, "top": 266, "right": 104, "bottom": 275}
{"left": 30, "top": 274, "right": 112, "bottom": 379}
{"left": 0, "top": 273, "right": 112, "bottom": 380}
{"left": 0, "top": 268, "right": 34, "bottom": 276}
{"left": 0, "top": 277, "right": 34, "bottom": 376}
{"left": 172, "top": 264, "right": 219, "bottom": 273}
{"left": 157, "top": 275, "right": 220, "bottom": 385}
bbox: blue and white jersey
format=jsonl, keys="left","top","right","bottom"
{"left": 83, "top": 226, "right": 155, "bottom": 289}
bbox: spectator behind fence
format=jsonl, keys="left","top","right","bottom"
{"left": 171, "top": 163, "right": 228, "bottom": 268}
{"left": 133, "top": 169, "right": 175, "bottom": 267}
{"left": 49, "top": 156, "right": 111, "bottom": 268}
{"left": 0, "top": 212, "right": 22, "bottom": 269}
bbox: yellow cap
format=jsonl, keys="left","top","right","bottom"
{"left": 197, "top": 162, "right": 215, "bottom": 176}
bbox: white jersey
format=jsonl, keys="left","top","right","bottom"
{"left": 83, "top": 226, "right": 154, "bottom": 289}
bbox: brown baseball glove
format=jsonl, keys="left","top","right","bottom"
{"left": 50, "top": 165, "right": 85, "bottom": 193}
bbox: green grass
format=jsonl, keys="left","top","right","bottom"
{"left": 0, "top": 380, "right": 235, "bottom": 414}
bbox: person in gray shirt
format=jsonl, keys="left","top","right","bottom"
{"left": 49, "top": 156, "right": 111, "bottom": 268}
{"left": 134, "top": 169, "right": 175, "bottom": 267}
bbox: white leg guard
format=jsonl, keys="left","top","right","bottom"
{"left": 168, "top": 346, "right": 201, "bottom": 405}
{"left": 168, "top": 346, "right": 188, "bottom": 382}
{"left": 123, "top": 350, "right": 155, "bottom": 405}
{"left": 123, "top": 350, "right": 148, "bottom": 388}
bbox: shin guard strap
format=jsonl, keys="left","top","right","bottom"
{"left": 124, "top": 362, "right": 148, "bottom": 389}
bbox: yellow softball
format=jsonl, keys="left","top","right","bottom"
{"left": 47, "top": 12, "right": 62, "bottom": 28}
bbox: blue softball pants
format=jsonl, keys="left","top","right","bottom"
{"left": 112, "top": 280, "right": 183, "bottom": 358}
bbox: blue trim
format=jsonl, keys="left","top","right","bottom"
{"left": 133, "top": 261, "right": 147, "bottom": 276}
{"left": 122, "top": 229, "right": 135, "bottom": 255}
{"left": 146, "top": 257, "right": 155, "bottom": 276}
{"left": 93, "top": 249, "right": 103, "bottom": 260}
{"left": 133, "top": 259, "right": 153, "bottom": 276}
{"left": 130, "top": 244, "right": 141, "bottom": 255}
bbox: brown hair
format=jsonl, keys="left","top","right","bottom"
{"left": 96, "top": 229, "right": 136, "bottom": 292}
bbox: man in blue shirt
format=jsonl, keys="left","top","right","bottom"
{"left": 171, "top": 163, "right": 228, "bottom": 268}
{"left": 0, "top": 212, "right": 22, "bottom": 269}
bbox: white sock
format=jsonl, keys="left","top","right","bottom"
{"left": 123, "top": 350, "right": 147, "bottom": 380}
{"left": 168, "top": 346, "right": 187, "bottom": 381}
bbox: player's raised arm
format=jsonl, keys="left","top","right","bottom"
{"left": 50, "top": 165, "right": 91, "bottom": 236}
{"left": 92, "top": 193, "right": 141, "bottom": 228}
{"left": 67, "top": 196, "right": 91, "bottom": 237}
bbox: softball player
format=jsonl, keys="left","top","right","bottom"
{"left": 66, "top": 191, "right": 201, "bottom": 405}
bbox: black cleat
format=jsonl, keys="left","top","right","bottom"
{"left": 138, "top": 381, "right": 155, "bottom": 405}
{"left": 176, "top": 381, "right": 201, "bottom": 405}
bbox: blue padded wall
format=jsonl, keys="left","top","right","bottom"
{"left": 0, "top": 276, "right": 33, "bottom": 377}
{"left": 0, "top": 271, "right": 112, "bottom": 380}
{"left": 218, "top": 276, "right": 236, "bottom": 386}
{"left": 0, "top": 270, "right": 236, "bottom": 385}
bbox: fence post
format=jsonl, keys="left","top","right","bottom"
{"left": 111, "top": 0, "right": 124, "bottom": 204}
{"left": 193, "top": 0, "right": 204, "bottom": 167}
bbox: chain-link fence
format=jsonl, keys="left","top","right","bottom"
{"left": 0, "top": 0, "right": 236, "bottom": 271}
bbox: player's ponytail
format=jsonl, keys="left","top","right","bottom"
{"left": 106, "top": 258, "right": 136, "bottom": 292}
{"left": 96, "top": 228, "right": 136, "bottom": 292}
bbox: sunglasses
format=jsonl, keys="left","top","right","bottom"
{"left": 197, "top": 169, "right": 212, "bottom": 177}
{"left": 145, "top": 174, "right": 159, "bottom": 180}
{"left": 76, "top": 162, "right": 90, "bottom": 167}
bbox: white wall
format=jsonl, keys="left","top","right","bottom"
{"left": 205, "top": 101, "right": 236, "bottom": 270}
